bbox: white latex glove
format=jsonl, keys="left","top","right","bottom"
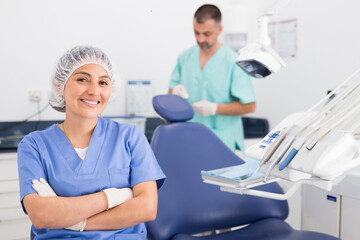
{"left": 32, "top": 178, "right": 57, "bottom": 197}
{"left": 102, "top": 187, "right": 133, "bottom": 210}
{"left": 32, "top": 178, "right": 86, "bottom": 231}
{"left": 193, "top": 100, "right": 217, "bottom": 116}
{"left": 172, "top": 84, "right": 189, "bottom": 99}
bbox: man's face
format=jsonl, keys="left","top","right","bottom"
{"left": 193, "top": 18, "right": 222, "bottom": 50}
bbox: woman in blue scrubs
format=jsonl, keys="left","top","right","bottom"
{"left": 17, "top": 46, "right": 166, "bottom": 240}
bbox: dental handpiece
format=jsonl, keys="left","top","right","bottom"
{"left": 278, "top": 138, "right": 306, "bottom": 171}
{"left": 263, "top": 135, "right": 295, "bottom": 182}
{"left": 306, "top": 99, "right": 360, "bottom": 151}
{"left": 253, "top": 131, "right": 287, "bottom": 175}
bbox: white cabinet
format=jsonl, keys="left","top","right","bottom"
{"left": 340, "top": 196, "right": 360, "bottom": 239}
{"left": 332, "top": 166, "right": 360, "bottom": 240}
{"left": 302, "top": 179, "right": 360, "bottom": 239}
{"left": 301, "top": 185, "right": 340, "bottom": 238}
{"left": 0, "top": 152, "right": 32, "bottom": 240}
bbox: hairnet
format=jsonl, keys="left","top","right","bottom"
{"left": 49, "top": 46, "right": 117, "bottom": 112}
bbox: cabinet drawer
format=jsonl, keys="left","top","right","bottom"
{"left": 0, "top": 158, "right": 18, "bottom": 181}
{"left": 340, "top": 196, "right": 360, "bottom": 240}
{"left": 0, "top": 217, "right": 32, "bottom": 240}
{"left": 0, "top": 152, "right": 17, "bottom": 161}
{"left": 301, "top": 185, "right": 340, "bottom": 237}
{"left": 0, "top": 206, "right": 27, "bottom": 221}
{"left": 0, "top": 180, "right": 19, "bottom": 193}
{"left": 0, "top": 192, "right": 21, "bottom": 209}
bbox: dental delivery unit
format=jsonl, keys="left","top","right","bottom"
{"left": 202, "top": 69, "right": 360, "bottom": 200}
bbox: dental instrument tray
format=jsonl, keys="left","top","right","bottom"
{"left": 201, "top": 165, "right": 279, "bottom": 189}
{"left": 202, "top": 68, "right": 360, "bottom": 200}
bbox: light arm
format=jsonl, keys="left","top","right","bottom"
{"left": 216, "top": 101, "right": 256, "bottom": 116}
{"left": 23, "top": 191, "right": 108, "bottom": 229}
{"left": 84, "top": 181, "right": 158, "bottom": 230}
{"left": 26, "top": 178, "right": 134, "bottom": 230}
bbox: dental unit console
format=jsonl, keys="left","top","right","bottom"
{"left": 202, "top": 69, "right": 360, "bottom": 200}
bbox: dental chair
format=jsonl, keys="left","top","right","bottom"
{"left": 146, "top": 94, "right": 339, "bottom": 240}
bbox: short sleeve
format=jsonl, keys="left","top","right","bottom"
{"left": 17, "top": 135, "right": 47, "bottom": 213}
{"left": 230, "top": 65, "right": 257, "bottom": 104}
{"left": 169, "top": 57, "right": 181, "bottom": 89}
{"left": 129, "top": 126, "right": 166, "bottom": 189}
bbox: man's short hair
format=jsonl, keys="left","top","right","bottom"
{"left": 194, "top": 4, "right": 221, "bottom": 24}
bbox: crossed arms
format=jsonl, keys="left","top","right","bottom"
{"left": 23, "top": 180, "right": 157, "bottom": 231}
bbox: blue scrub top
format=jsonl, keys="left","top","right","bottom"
{"left": 17, "top": 117, "right": 166, "bottom": 240}
{"left": 169, "top": 45, "right": 256, "bottom": 151}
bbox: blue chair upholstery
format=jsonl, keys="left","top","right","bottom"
{"left": 153, "top": 94, "right": 194, "bottom": 122}
{"left": 146, "top": 94, "right": 339, "bottom": 240}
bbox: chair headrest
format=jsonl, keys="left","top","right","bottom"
{"left": 152, "top": 94, "right": 194, "bottom": 122}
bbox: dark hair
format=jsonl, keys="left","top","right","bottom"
{"left": 194, "top": 4, "right": 221, "bottom": 24}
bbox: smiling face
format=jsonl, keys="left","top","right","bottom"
{"left": 63, "top": 64, "right": 111, "bottom": 120}
{"left": 193, "top": 18, "right": 222, "bottom": 51}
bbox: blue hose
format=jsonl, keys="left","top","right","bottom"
{"left": 279, "top": 148, "right": 298, "bottom": 170}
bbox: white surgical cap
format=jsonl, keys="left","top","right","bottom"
{"left": 49, "top": 46, "right": 117, "bottom": 112}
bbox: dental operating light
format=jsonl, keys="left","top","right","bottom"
{"left": 236, "top": 0, "right": 290, "bottom": 78}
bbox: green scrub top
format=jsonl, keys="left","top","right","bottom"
{"left": 169, "top": 45, "right": 256, "bottom": 151}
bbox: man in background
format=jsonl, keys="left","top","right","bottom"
{"left": 169, "top": 4, "right": 256, "bottom": 152}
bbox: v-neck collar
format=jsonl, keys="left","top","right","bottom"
{"left": 197, "top": 45, "right": 224, "bottom": 71}
{"left": 52, "top": 117, "right": 107, "bottom": 175}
